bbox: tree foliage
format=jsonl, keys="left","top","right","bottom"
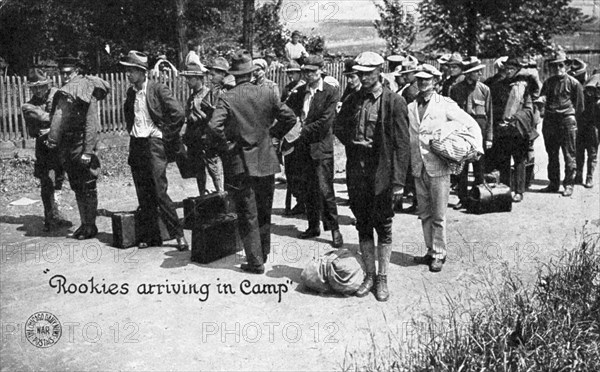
{"left": 419, "top": 0, "right": 588, "bottom": 57}
{"left": 373, "top": 0, "right": 417, "bottom": 54}
{"left": 254, "top": 0, "right": 290, "bottom": 57}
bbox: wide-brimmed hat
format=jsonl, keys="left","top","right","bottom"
{"left": 286, "top": 60, "right": 301, "bottom": 72}
{"left": 253, "top": 58, "right": 268, "bottom": 71}
{"left": 209, "top": 57, "right": 230, "bottom": 72}
{"left": 437, "top": 53, "right": 452, "bottom": 65}
{"left": 228, "top": 49, "right": 258, "bottom": 76}
{"left": 398, "top": 55, "right": 419, "bottom": 74}
{"left": 569, "top": 58, "right": 587, "bottom": 77}
{"left": 446, "top": 52, "right": 464, "bottom": 66}
{"left": 342, "top": 58, "right": 357, "bottom": 75}
{"left": 119, "top": 50, "right": 148, "bottom": 70}
{"left": 504, "top": 56, "right": 528, "bottom": 68}
{"left": 301, "top": 55, "right": 324, "bottom": 71}
{"left": 462, "top": 56, "right": 485, "bottom": 74}
{"left": 27, "top": 68, "right": 51, "bottom": 86}
{"left": 180, "top": 62, "right": 208, "bottom": 76}
{"left": 547, "top": 50, "right": 568, "bottom": 64}
{"left": 414, "top": 64, "right": 442, "bottom": 79}
{"left": 353, "top": 52, "right": 384, "bottom": 72}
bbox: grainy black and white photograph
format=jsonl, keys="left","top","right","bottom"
{"left": 0, "top": 0, "right": 599, "bottom": 370}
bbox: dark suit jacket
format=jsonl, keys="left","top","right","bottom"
{"left": 334, "top": 86, "right": 410, "bottom": 195}
{"left": 207, "top": 81, "right": 296, "bottom": 178}
{"left": 285, "top": 80, "right": 339, "bottom": 160}
{"left": 124, "top": 80, "right": 185, "bottom": 138}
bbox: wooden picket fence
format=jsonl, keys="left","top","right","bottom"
{"left": 2, "top": 53, "right": 599, "bottom": 144}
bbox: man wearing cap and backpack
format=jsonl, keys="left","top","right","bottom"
{"left": 334, "top": 51, "right": 410, "bottom": 301}
{"left": 285, "top": 55, "right": 344, "bottom": 249}
{"left": 120, "top": 50, "right": 188, "bottom": 251}
{"left": 450, "top": 57, "right": 493, "bottom": 209}
{"left": 206, "top": 49, "right": 296, "bottom": 274}
{"left": 441, "top": 53, "right": 465, "bottom": 97}
{"left": 539, "top": 51, "right": 585, "bottom": 197}
{"left": 21, "top": 68, "right": 70, "bottom": 231}
{"left": 46, "top": 57, "right": 110, "bottom": 240}
{"left": 181, "top": 62, "right": 224, "bottom": 195}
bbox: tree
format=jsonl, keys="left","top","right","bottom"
{"left": 242, "top": 0, "right": 255, "bottom": 51}
{"left": 254, "top": 0, "right": 290, "bottom": 57}
{"left": 373, "top": 0, "right": 417, "bottom": 54}
{"left": 419, "top": 0, "right": 587, "bottom": 57}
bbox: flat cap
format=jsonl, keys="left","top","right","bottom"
{"left": 414, "top": 64, "right": 442, "bottom": 79}
{"left": 353, "top": 51, "right": 384, "bottom": 72}
{"left": 301, "top": 55, "right": 324, "bottom": 71}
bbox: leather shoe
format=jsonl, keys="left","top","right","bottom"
{"left": 138, "top": 242, "right": 149, "bottom": 249}
{"left": 240, "top": 263, "right": 265, "bottom": 274}
{"left": 453, "top": 201, "right": 466, "bottom": 210}
{"left": 355, "top": 273, "right": 375, "bottom": 297}
{"left": 176, "top": 236, "right": 189, "bottom": 251}
{"left": 413, "top": 254, "right": 434, "bottom": 265}
{"left": 331, "top": 229, "right": 344, "bottom": 248}
{"left": 299, "top": 227, "right": 320, "bottom": 239}
{"left": 512, "top": 193, "right": 523, "bottom": 202}
{"left": 429, "top": 257, "right": 446, "bottom": 272}
{"left": 403, "top": 204, "right": 418, "bottom": 214}
{"left": 68, "top": 225, "right": 98, "bottom": 240}
{"left": 562, "top": 185, "right": 574, "bottom": 197}
{"left": 584, "top": 176, "right": 594, "bottom": 189}
{"left": 540, "top": 184, "right": 559, "bottom": 193}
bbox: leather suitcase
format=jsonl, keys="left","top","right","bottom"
{"left": 183, "top": 192, "right": 235, "bottom": 229}
{"left": 467, "top": 182, "right": 512, "bottom": 214}
{"left": 111, "top": 210, "right": 172, "bottom": 248}
{"left": 191, "top": 213, "right": 243, "bottom": 264}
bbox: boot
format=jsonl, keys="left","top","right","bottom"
{"left": 68, "top": 190, "right": 98, "bottom": 240}
{"left": 355, "top": 240, "right": 376, "bottom": 297}
{"left": 584, "top": 163, "right": 596, "bottom": 188}
{"left": 574, "top": 171, "right": 583, "bottom": 185}
{"left": 375, "top": 244, "right": 392, "bottom": 301}
{"left": 375, "top": 275, "right": 389, "bottom": 302}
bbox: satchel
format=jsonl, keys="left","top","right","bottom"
{"left": 467, "top": 181, "right": 512, "bottom": 214}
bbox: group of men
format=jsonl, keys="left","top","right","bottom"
{"left": 22, "top": 46, "right": 599, "bottom": 303}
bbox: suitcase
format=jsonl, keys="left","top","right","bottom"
{"left": 183, "top": 192, "right": 236, "bottom": 229}
{"left": 467, "top": 182, "right": 512, "bottom": 214}
{"left": 191, "top": 213, "right": 243, "bottom": 264}
{"left": 111, "top": 210, "right": 173, "bottom": 248}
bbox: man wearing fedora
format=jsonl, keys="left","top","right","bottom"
{"left": 46, "top": 57, "right": 110, "bottom": 240}
{"left": 540, "top": 51, "right": 584, "bottom": 196}
{"left": 334, "top": 51, "right": 410, "bottom": 301}
{"left": 206, "top": 49, "right": 296, "bottom": 274}
{"left": 21, "top": 68, "right": 70, "bottom": 231}
{"left": 408, "top": 64, "right": 482, "bottom": 273}
{"left": 285, "top": 55, "right": 344, "bottom": 248}
{"left": 181, "top": 62, "right": 224, "bottom": 194}
{"left": 120, "top": 50, "right": 188, "bottom": 250}
{"left": 450, "top": 57, "right": 493, "bottom": 208}
{"left": 441, "top": 52, "right": 465, "bottom": 97}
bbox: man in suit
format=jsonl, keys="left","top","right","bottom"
{"left": 46, "top": 57, "right": 110, "bottom": 240}
{"left": 22, "top": 68, "right": 70, "bottom": 231}
{"left": 285, "top": 55, "right": 344, "bottom": 248}
{"left": 408, "top": 64, "right": 482, "bottom": 273}
{"left": 334, "top": 51, "right": 410, "bottom": 301}
{"left": 450, "top": 57, "right": 493, "bottom": 208}
{"left": 207, "top": 49, "right": 296, "bottom": 274}
{"left": 120, "top": 50, "right": 188, "bottom": 250}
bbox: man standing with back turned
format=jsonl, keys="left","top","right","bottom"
{"left": 207, "top": 49, "right": 296, "bottom": 274}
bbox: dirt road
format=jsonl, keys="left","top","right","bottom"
{"left": 1, "top": 137, "right": 598, "bottom": 371}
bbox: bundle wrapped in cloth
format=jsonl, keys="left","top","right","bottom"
{"left": 301, "top": 249, "right": 366, "bottom": 295}
{"left": 429, "top": 120, "right": 483, "bottom": 174}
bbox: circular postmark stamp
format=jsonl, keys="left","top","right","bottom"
{"left": 25, "top": 312, "right": 62, "bottom": 348}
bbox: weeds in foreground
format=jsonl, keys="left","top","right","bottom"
{"left": 342, "top": 233, "right": 600, "bottom": 371}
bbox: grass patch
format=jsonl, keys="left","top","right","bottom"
{"left": 0, "top": 147, "right": 132, "bottom": 197}
{"left": 343, "top": 232, "right": 600, "bottom": 371}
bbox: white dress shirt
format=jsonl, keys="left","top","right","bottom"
{"left": 131, "top": 80, "right": 162, "bottom": 138}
